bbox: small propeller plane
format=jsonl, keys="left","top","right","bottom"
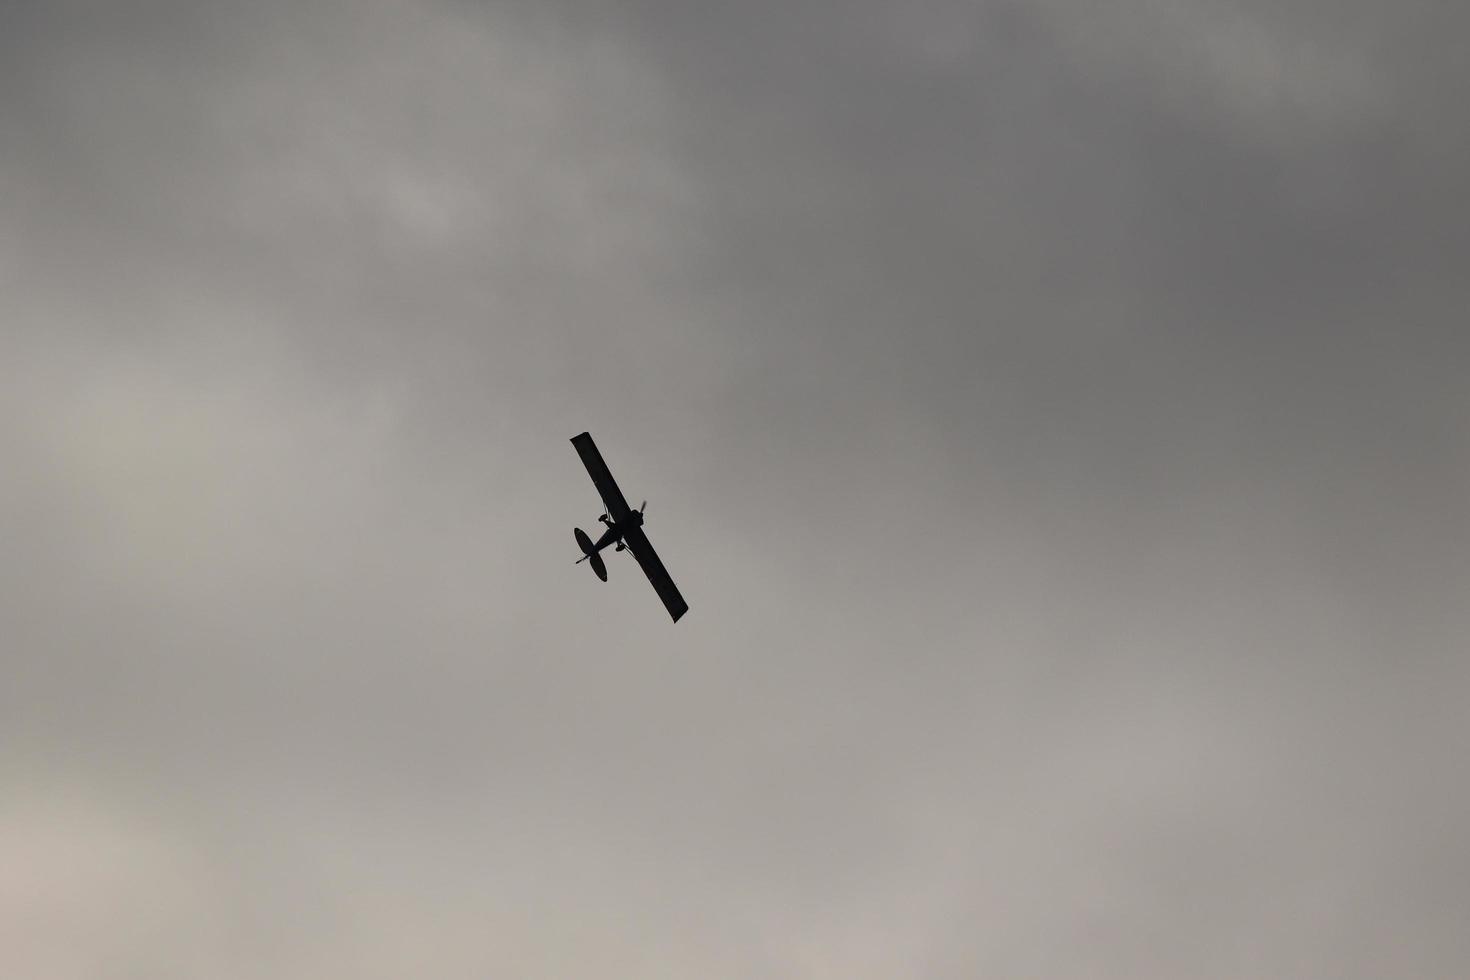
{"left": 570, "top": 431, "right": 689, "bottom": 623}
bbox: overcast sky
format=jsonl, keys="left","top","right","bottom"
{"left": 2, "top": 1, "right": 1468, "bottom": 976}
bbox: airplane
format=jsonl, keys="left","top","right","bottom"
{"left": 570, "top": 431, "right": 689, "bottom": 623}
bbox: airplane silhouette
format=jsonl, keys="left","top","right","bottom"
{"left": 570, "top": 432, "right": 688, "bottom": 623}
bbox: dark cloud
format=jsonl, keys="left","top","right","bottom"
{"left": 2, "top": 0, "right": 1467, "bottom": 975}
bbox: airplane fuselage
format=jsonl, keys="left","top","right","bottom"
{"left": 592, "top": 509, "right": 644, "bottom": 553}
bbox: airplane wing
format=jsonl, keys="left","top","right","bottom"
{"left": 622, "top": 525, "right": 689, "bottom": 623}
{"left": 570, "top": 432, "right": 631, "bottom": 520}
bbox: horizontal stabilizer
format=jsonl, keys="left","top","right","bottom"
{"left": 574, "top": 528, "right": 608, "bottom": 581}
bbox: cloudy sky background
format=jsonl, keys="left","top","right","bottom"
{"left": 2, "top": 0, "right": 1468, "bottom": 975}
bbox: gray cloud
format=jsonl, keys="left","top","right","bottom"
{"left": 2, "top": 0, "right": 1468, "bottom": 976}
